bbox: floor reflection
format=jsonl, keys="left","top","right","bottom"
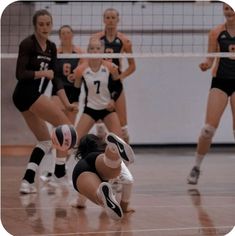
{"left": 19, "top": 183, "right": 134, "bottom": 235}
{"left": 188, "top": 189, "right": 218, "bottom": 236}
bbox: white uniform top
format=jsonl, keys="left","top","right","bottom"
{"left": 75, "top": 60, "right": 118, "bottom": 110}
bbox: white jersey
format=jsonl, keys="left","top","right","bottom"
{"left": 75, "top": 60, "right": 118, "bottom": 110}
{"left": 83, "top": 64, "right": 112, "bottom": 110}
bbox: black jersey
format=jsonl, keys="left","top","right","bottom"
{"left": 216, "top": 28, "right": 235, "bottom": 80}
{"left": 100, "top": 35, "right": 123, "bottom": 68}
{"left": 53, "top": 52, "right": 79, "bottom": 89}
{"left": 15, "top": 34, "right": 63, "bottom": 93}
{"left": 13, "top": 34, "right": 63, "bottom": 112}
{"left": 210, "top": 24, "right": 235, "bottom": 80}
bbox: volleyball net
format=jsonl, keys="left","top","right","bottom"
{"left": 2, "top": 1, "right": 234, "bottom": 144}
{"left": 1, "top": 1, "right": 235, "bottom": 58}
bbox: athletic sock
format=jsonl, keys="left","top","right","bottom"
{"left": 23, "top": 147, "right": 45, "bottom": 183}
{"left": 194, "top": 153, "right": 205, "bottom": 169}
{"left": 54, "top": 157, "right": 66, "bottom": 178}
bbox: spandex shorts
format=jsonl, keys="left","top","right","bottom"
{"left": 110, "top": 79, "right": 123, "bottom": 100}
{"left": 83, "top": 107, "right": 114, "bottom": 122}
{"left": 52, "top": 85, "right": 79, "bottom": 103}
{"left": 12, "top": 83, "right": 42, "bottom": 112}
{"left": 211, "top": 77, "right": 235, "bottom": 97}
{"left": 72, "top": 152, "right": 103, "bottom": 192}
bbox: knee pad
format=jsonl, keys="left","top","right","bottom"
{"left": 36, "top": 140, "right": 52, "bottom": 154}
{"left": 200, "top": 124, "right": 216, "bottom": 139}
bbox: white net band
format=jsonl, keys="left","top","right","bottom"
{"left": 2, "top": 52, "right": 235, "bottom": 59}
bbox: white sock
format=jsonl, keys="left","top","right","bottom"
{"left": 195, "top": 153, "right": 205, "bottom": 169}
{"left": 56, "top": 157, "right": 66, "bottom": 165}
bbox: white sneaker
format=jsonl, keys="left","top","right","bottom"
{"left": 40, "top": 172, "right": 53, "bottom": 183}
{"left": 105, "top": 133, "right": 135, "bottom": 164}
{"left": 19, "top": 180, "right": 37, "bottom": 194}
{"left": 47, "top": 174, "right": 69, "bottom": 188}
{"left": 97, "top": 182, "right": 123, "bottom": 220}
{"left": 187, "top": 166, "right": 200, "bottom": 185}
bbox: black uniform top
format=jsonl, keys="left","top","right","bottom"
{"left": 55, "top": 52, "right": 80, "bottom": 87}
{"left": 15, "top": 34, "right": 63, "bottom": 93}
{"left": 216, "top": 29, "right": 235, "bottom": 80}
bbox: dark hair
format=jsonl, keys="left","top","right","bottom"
{"left": 75, "top": 134, "right": 106, "bottom": 160}
{"left": 58, "top": 25, "right": 74, "bottom": 35}
{"left": 32, "top": 9, "right": 53, "bottom": 27}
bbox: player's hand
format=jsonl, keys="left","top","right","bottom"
{"left": 66, "top": 103, "right": 78, "bottom": 113}
{"left": 67, "top": 73, "right": 76, "bottom": 83}
{"left": 106, "top": 100, "right": 115, "bottom": 111}
{"left": 199, "top": 62, "right": 210, "bottom": 72}
{"left": 45, "top": 70, "right": 54, "bottom": 80}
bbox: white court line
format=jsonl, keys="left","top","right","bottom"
{"left": 28, "top": 225, "right": 234, "bottom": 236}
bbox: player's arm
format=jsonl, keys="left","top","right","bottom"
{"left": 119, "top": 37, "right": 136, "bottom": 80}
{"left": 74, "top": 63, "right": 86, "bottom": 89}
{"left": 199, "top": 27, "right": 219, "bottom": 71}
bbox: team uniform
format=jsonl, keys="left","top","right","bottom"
{"left": 92, "top": 31, "right": 133, "bottom": 99}
{"left": 13, "top": 34, "right": 63, "bottom": 112}
{"left": 52, "top": 49, "right": 81, "bottom": 103}
{"left": 75, "top": 60, "right": 120, "bottom": 121}
{"left": 72, "top": 151, "right": 103, "bottom": 192}
{"left": 210, "top": 24, "right": 235, "bottom": 96}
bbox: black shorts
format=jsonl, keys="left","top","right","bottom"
{"left": 72, "top": 152, "right": 103, "bottom": 192}
{"left": 83, "top": 107, "right": 114, "bottom": 122}
{"left": 110, "top": 79, "right": 123, "bottom": 101}
{"left": 12, "top": 83, "right": 42, "bottom": 112}
{"left": 52, "top": 85, "right": 79, "bottom": 103}
{"left": 211, "top": 77, "right": 235, "bottom": 97}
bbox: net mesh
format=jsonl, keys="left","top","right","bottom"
{"left": 1, "top": 0, "right": 231, "bottom": 57}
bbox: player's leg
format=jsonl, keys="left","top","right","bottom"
{"left": 187, "top": 88, "right": 228, "bottom": 184}
{"left": 95, "top": 120, "right": 107, "bottom": 141}
{"left": 76, "top": 172, "right": 123, "bottom": 220}
{"left": 20, "top": 110, "right": 52, "bottom": 194}
{"left": 230, "top": 92, "right": 235, "bottom": 140}
{"left": 115, "top": 90, "right": 130, "bottom": 143}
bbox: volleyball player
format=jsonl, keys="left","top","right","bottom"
{"left": 92, "top": 8, "right": 136, "bottom": 143}
{"left": 187, "top": 3, "right": 235, "bottom": 185}
{"left": 13, "top": 9, "right": 77, "bottom": 194}
{"left": 72, "top": 132, "right": 135, "bottom": 220}
{"left": 40, "top": 25, "right": 83, "bottom": 182}
{"left": 70, "top": 37, "right": 135, "bottom": 213}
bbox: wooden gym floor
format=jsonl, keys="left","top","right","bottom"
{"left": 1, "top": 146, "right": 235, "bottom": 236}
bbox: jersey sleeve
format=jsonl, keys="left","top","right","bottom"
{"left": 15, "top": 39, "right": 35, "bottom": 80}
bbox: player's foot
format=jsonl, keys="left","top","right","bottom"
{"left": 40, "top": 171, "right": 53, "bottom": 183}
{"left": 97, "top": 182, "right": 123, "bottom": 220}
{"left": 105, "top": 133, "right": 134, "bottom": 164}
{"left": 187, "top": 166, "right": 200, "bottom": 185}
{"left": 19, "top": 180, "right": 37, "bottom": 194}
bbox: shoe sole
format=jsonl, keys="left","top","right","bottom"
{"left": 106, "top": 133, "right": 134, "bottom": 164}
{"left": 99, "top": 183, "right": 123, "bottom": 220}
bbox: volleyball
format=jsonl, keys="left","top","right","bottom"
{"left": 51, "top": 124, "right": 77, "bottom": 151}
